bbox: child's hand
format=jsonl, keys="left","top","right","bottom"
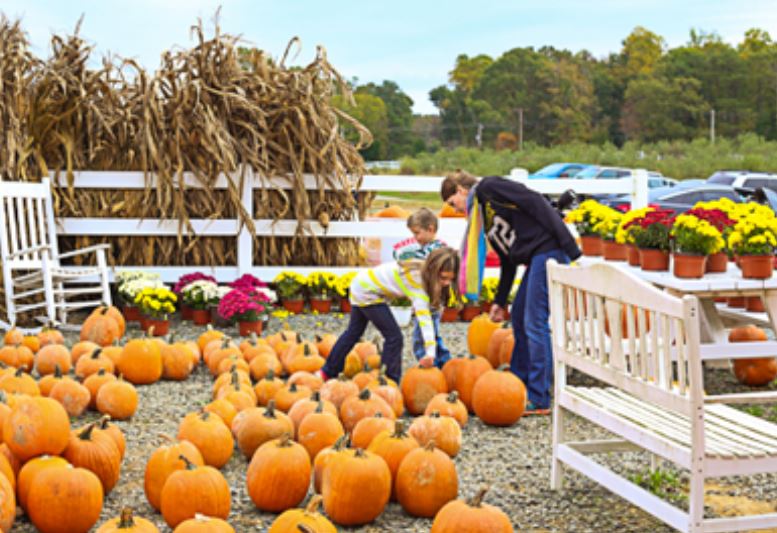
{"left": 489, "top": 303, "right": 505, "bottom": 322}
{"left": 419, "top": 355, "right": 434, "bottom": 368}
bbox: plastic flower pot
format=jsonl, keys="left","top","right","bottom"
{"left": 310, "top": 298, "right": 332, "bottom": 314}
{"left": 282, "top": 299, "right": 305, "bottom": 314}
{"left": 238, "top": 320, "right": 263, "bottom": 337}
{"left": 191, "top": 308, "right": 211, "bottom": 326}
{"left": 639, "top": 249, "right": 670, "bottom": 271}
{"left": 739, "top": 255, "right": 774, "bottom": 279}
{"left": 480, "top": 301, "right": 493, "bottom": 313}
{"left": 122, "top": 305, "right": 141, "bottom": 322}
{"left": 672, "top": 254, "right": 706, "bottom": 279}
{"left": 460, "top": 305, "right": 481, "bottom": 322}
{"left": 441, "top": 307, "right": 459, "bottom": 322}
{"left": 705, "top": 252, "right": 728, "bottom": 273}
{"left": 579, "top": 235, "right": 603, "bottom": 256}
{"left": 146, "top": 319, "right": 169, "bottom": 337}
{"left": 602, "top": 240, "right": 628, "bottom": 261}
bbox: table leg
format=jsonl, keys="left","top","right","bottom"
{"left": 698, "top": 297, "right": 728, "bottom": 344}
{"left": 763, "top": 289, "right": 777, "bottom": 334}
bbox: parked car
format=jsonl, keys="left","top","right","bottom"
{"left": 529, "top": 162, "right": 592, "bottom": 179}
{"left": 575, "top": 166, "right": 672, "bottom": 188}
{"left": 707, "top": 170, "right": 777, "bottom": 193}
{"left": 601, "top": 183, "right": 743, "bottom": 214}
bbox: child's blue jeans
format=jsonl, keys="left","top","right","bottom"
{"left": 411, "top": 310, "right": 451, "bottom": 368}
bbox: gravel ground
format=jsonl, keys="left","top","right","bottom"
{"left": 10, "top": 312, "right": 777, "bottom": 532}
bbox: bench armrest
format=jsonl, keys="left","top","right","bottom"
{"left": 705, "top": 391, "right": 777, "bottom": 405}
{"left": 5, "top": 244, "right": 52, "bottom": 259}
{"left": 57, "top": 243, "right": 111, "bottom": 259}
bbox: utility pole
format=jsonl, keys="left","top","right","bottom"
{"left": 710, "top": 109, "right": 716, "bottom": 144}
{"left": 475, "top": 123, "right": 483, "bottom": 149}
{"left": 518, "top": 107, "right": 524, "bottom": 151}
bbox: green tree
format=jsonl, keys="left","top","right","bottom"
{"left": 356, "top": 81, "right": 419, "bottom": 158}
{"left": 450, "top": 54, "right": 494, "bottom": 93}
{"left": 332, "top": 93, "right": 389, "bottom": 160}
{"left": 739, "top": 29, "right": 777, "bottom": 139}
{"left": 620, "top": 26, "right": 665, "bottom": 79}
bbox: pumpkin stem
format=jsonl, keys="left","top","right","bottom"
{"left": 264, "top": 400, "right": 277, "bottom": 418}
{"left": 303, "top": 343, "right": 310, "bottom": 356}
{"left": 447, "top": 391, "right": 459, "bottom": 403}
{"left": 391, "top": 420, "right": 407, "bottom": 437}
{"left": 333, "top": 434, "right": 348, "bottom": 451}
{"left": 98, "top": 415, "right": 112, "bottom": 429}
{"left": 313, "top": 401, "right": 324, "bottom": 413}
{"left": 178, "top": 454, "right": 197, "bottom": 470}
{"left": 278, "top": 432, "right": 293, "bottom": 447}
{"left": 337, "top": 373, "right": 349, "bottom": 382}
{"left": 14, "top": 367, "right": 23, "bottom": 377}
{"left": 288, "top": 382, "right": 298, "bottom": 393}
{"left": 117, "top": 507, "right": 136, "bottom": 528}
{"left": 377, "top": 375, "right": 388, "bottom": 386}
{"left": 497, "top": 363, "right": 510, "bottom": 371}
{"left": 96, "top": 368, "right": 107, "bottom": 376}
{"left": 78, "top": 423, "right": 97, "bottom": 441}
{"left": 305, "top": 494, "right": 323, "bottom": 514}
{"left": 374, "top": 412, "right": 384, "bottom": 418}
{"left": 314, "top": 334, "right": 322, "bottom": 343}
{"left": 231, "top": 370, "right": 240, "bottom": 390}
{"left": 297, "top": 525, "right": 315, "bottom": 533}
{"left": 429, "top": 411, "right": 441, "bottom": 419}
{"left": 250, "top": 332, "right": 257, "bottom": 345}
{"left": 221, "top": 337, "right": 231, "bottom": 348}
{"left": 91, "top": 348, "right": 103, "bottom": 359}
{"left": 467, "top": 486, "right": 489, "bottom": 507}
{"left": 354, "top": 447, "right": 366, "bottom": 457}
{"left": 0, "top": 391, "right": 6, "bottom": 404}
{"left": 358, "top": 388, "right": 371, "bottom": 400}
{"left": 310, "top": 390, "right": 321, "bottom": 402}
{"left": 265, "top": 368, "right": 275, "bottom": 380}
{"left": 54, "top": 365, "right": 62, "bottom": 378}
{"left": 424, "top": 439, "right": 436, "bottom": 451}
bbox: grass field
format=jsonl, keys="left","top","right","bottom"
{"left": 370, "top": 191, "right": 443, "bottom": 214}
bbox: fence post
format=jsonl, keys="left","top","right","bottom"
{"left": 632, "top": 169, "right": 649, "bottom": 209}
{"left": 237, "top": 168, "right": 254, "bottom": 276}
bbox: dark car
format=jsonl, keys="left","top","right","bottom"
{"left": 601, "top": 183, "right": 743, "bottom": 214}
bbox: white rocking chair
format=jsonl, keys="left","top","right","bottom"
{"left": 0, "top": 177, "right": 112, "bottom": 332}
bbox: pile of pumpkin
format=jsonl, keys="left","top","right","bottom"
{"left": 136, "top": 320, "right": 524, "bottom": 531}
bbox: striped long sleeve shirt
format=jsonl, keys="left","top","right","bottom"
{"left": 349, "top": 262, "right": 436, "bottom": 360}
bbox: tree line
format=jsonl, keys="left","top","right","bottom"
{"left": 333, "top": 27, "right": 777, "bottom": 160}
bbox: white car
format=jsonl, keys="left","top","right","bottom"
{"left": 707, "top": 170, "right": 777, "bottom": 192}
{"left": 575, "top": 167, "right": 676, "bottom": 189}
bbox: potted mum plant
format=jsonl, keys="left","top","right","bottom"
{"left": 218, "top": 289, "right": 270, "bottom": 336}
{"left": 565, "top": 200, "right": 610, "bottom": 256}
{"left": 389, "top": 296, "right": 413, "bottom": 327}
{"left": 134, "top": 286, "right": 177, "bottom": 336}
{"left": 626, "top": 209, "right": 675, "bottom": 271}
{"left": 173, "top": 272, "right": 217, "bottom": 319}
{"left": 460, "top": 295, "right": 481, "bottom": 322}
{"left": 670, "top": 214, "right": 725, "bottom": 279}
{"left": 684, "top": 207, "right": 735, "bottom": 273}
{"left": 479, "top": 277, "right": 498, "bottom": 313}
{"left": 117, "top": 273, "right": 164, "bottom": 322}
{"left": 594, "top": 208, "right": 626, "bottom": 261}
{"left": 306, "top": 271, "right": 337, "bottom": 313}
{"left": 273, "top": 271, "right": 307, "bottom": 313}
{"left": 616, "top": 207, "right": 655, "bottom": 266}
{"left": 335, "top": 272, "right": 356, "bottom": 313}
{"left": 441, "top": 288, "right": 461, "bottom": 323}
{"left": 727, "top": 211, "right": 777, "bottom": 279}
{"left": 181, "top": 280, "right": 220, "bottom": 325}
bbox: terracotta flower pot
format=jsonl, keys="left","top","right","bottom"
{"left": 460, "top": 305, "right": 481, "bottom": 322}
{"left": 580, "top": 235, "right": 603, "bottom": 257}
{"left": 282, "top": 299, "right": 305, "bottom": 314}
{"left": 211, "top": 307, "right": 231, "bottom": 328}
{"left": 146, "top": 319, "right": 169, "bottom": 337}
{"left": 602, "top": 240, "right": 628, "bottom": 261}
{"left": 238, "top": 320, "right": 263, "bottom": 337}
{"left": 191, "top": 308, "right": 211, "bottom": 325}
{"left": 340, "top": 298, "right": 352, "bottom": 313}
{"left": 310, "top": 298, "right": 332, "bottom": 314}
{"left": 503, "top": 307, "right": 511, "bottom": 321}
{"left": 746, "top": 296, "right": 766, "bottom": 313}
{"left": 441, "top": 307, "right": 460, "bottom": 322}
{"left": 480, "top": 301, "right": 493, "bottom": 313}
{"left": 739, "top": 255, "right": 774, "bottom": 279}
{"left": 181, "top": 303, "right": 194, "bottom": 320}
{"left": 122, "top": 305, "right": 141, "bottom": 322}
{"left": 639, "top": 248, "right": 670, "bottom": 271}
{"left": 627, "top": 245, "right": 641, "bottom": 267}
{"left": 728, "top": 297, "right": 746, "bottom": 308}
{"left": 672, "top": 253, "right": 706, "bottom": 279}
{"left": 705, "top": 252, "right": 728, "bottom": 273}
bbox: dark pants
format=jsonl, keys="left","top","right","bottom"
{"left": 321, "top": 302, "right": 403, "bottom": 382}
{"left": 510, "top": 249, "right": 569, "bottom": 409}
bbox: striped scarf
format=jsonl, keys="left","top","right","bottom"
{"left": 459, "top": 188, "right": 486, "bottom": 301}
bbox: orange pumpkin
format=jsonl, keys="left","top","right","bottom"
{"left": 160, "top": 456, "right": 230, "bottom": 529}
{"left": 35, "top": 344, "right": 72, "bottom": 375}
{"left": 400, "top": 365, "right": 448, "bottom": 415}
{"left": 471, "top": 365, "right": 527, "bottom": 426}
{"left": 234, "top": 401, "right": 293, "bottom": 459}
{"left": 162, "top": 342, "right": 195, "bottom": 381}
{"left": 451, "top": 354, "right": 492, "bottom": 412}
{"left": 96, "top": 508, "right": 159, "bottom": 533}
{"left": 17, "top": 455, "right": 69, "bottom": 511}
{"left": 173, "top": 515, "right": 235, "bottom": 532}
{"left": 486, "top": 323, "right": 513, "bottom": 368}
{"left": 71, "top": 341, "right": 100, "bottom": 365}
{"left": 287, "top": 392, "right": 337, "bottom": 437}
{"left": 439, "top": 202, "right": 466, "bottom": 218}
{"left": 63, "top": 423, "right": 122, "bottom": 494}
{"left": 49, "top": 377, "right": 91, "bottom": 417}
{"left": 366, "top": 375, "right": 405, "bottom": 417}
{"left": 118, "top": 339, "right": 162, "bottom": 385}
{"left": 84, "top": 369, "right": 117, "bottom": 409}
{"left": 80, "top": 307, "right": 122, "bottom": 346}
{"left": 367, "top": 420, "right": 419, "bottom": 501}
{"left": 204, "top": 399, "right": 238, "bottom": 428}
{"left": 312, "top": 435, "right": 348, "bottom": 494}
{"left": 75, "top": 348, "right": 115, "bottom": 379}
{"left": 408, "top": 411, "right": 462, "bottom": 457}
{"left": 297, "top": 404, "right": 345, "bottom": 461}
{"left": 467, "top": 314, "right": 500, "bottom": 357}
{"left": 315, "top": 333, "right": 337, "bottom": 358}
{"left": 268, "top": 495, "right": 337, "bottom": 533}
{"left": 0, "top": 343, "right": 33, "bottom": 370}
{"left": 253, "top": 370, "right": 285, "bottom": 406}
{"left": 246, "top": 434, "right": 311, "bottom": 512}
{"left": 351, "top": 413, "right": 395, "bottom": 450}
{"left": 430, "top": 487, "right": 514, "bottom": 532}
{"left": 37, "top": 327, "right": 65, "bottom": 347}
{"left": 2, "top": 329, "right": 23, "bottom": 346}
{"left": 375, "top": 204, "right": 410, "bottom": 218}
{"left": 178, "top": 411, "right": 234, "bottom": 468}
{"left": 0, "top": 367, "right": 39, "bottom": 396}
{"left": 339, "top": 388, "right": 395, "bottom": 432}
{"left": 425, "top": 391, "right": 469, "bottom": 427}
{"left": 730, "top": 325, "right": 776, "bottom": 386}
{"left": 96, "top": 378, "right": 138, "bottom": 420}
{"left": 3, "top": 395, "right": 70, "bottom": 462}
{"left": 27, "top": 465, "right": 104, "bottom": 533}
{"left": 97, "top": 416, "right": 127, "bottom": 460}
{"left": 320, "top": 373, "right": 360, "bottom": 410}
{"left": 144, "top": 435, "right": 205, "bottom": 511}
{"left": 395, "top": 442, "right": 458, "bottom": 517}
{"left": 196, "top": 325, "right": 224, "bottom": 353}
{"left": 321, "top": 448, "right": 391, "bottom": 526}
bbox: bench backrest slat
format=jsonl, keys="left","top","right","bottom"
{"left": 548, "top": 261, "right": 703, "bottom": 417}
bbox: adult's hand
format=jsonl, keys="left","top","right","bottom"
{"left": 489, "top": 303, "right": 505, "bottom": 323}
{"left": 418, "top": 355, "right": 435, "bottom": 368}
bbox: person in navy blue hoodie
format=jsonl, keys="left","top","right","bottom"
{"left": 441, "top": 170, "right": 581, "bottom": 415}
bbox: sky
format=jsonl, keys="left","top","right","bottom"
{"left": 2, "top": 0, "right": 776, "bottom": 115}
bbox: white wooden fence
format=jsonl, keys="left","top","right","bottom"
{"left": 52, "top": 169, "right": 649, "bottom": 282}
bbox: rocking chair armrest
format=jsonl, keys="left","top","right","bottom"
{"left": 57, "top": 243, "right": 111, "bottom": 259}
{"left": 5, "top": 244, "right": 52, "bottom": 259}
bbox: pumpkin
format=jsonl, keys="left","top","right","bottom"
{"left": 287, "top": 370, "right": 324, "bottom": 392}
{"left": 80, "top": 307, "right": 121, "bottom": 347}
{"left": 144, "top": 435, "right": 204, "bottom": 511}
{"left": 0, "top": 393, "right": 10, "bottom": 440}
{"left": 27, "top": 465, "right": 103, "bottom": 533}
{"left": 315, "top": 334, "right": 337, "bottom": 358}
{"left": 471, "top": 365, "right": 527, "bottom": 426}
{"left": 439, "top": 202, "right": 466, "bottom": 218}
{"left": 729, "top": 326, "right": 777, "bottom": 386}
{"left": 0, "top": 367, "right": 39, "bottom": 396}
{"left": 352, "top": 413, "right": 395, "bottom": 450}
{"left": 340, "top": 387, "right": 395, "bottom": 432}
{"left": 96, "top": 508, "right": 160, "bottom": 532}
{"left": 178, "top": 411, "right": 234, "bottom": 468}
{"left": 173, "top": 514, "right": 235, "bottom": 532}
{"left": 287, "top": 391, "right": 337, "bottom": 437}
{"left": 319, "top": 373, "right": 360, "bottom": 410}
{"left": 3, "top": 395, "right": 70, "bottom": 461}
{"left": 2, "top": 329, "right": 23, "bottom": 346}
{"left": 343, "top": 350, "right": 363, "bottom": 378}
{"left": 216, "top": 373, "right": 257, "bottom": 412}
{"left": 196, "top": 325, "right": 224, "bottom": 353}
{"left": 239, "top": 332, "right": 271, "bottom": 356}
{"left": 400, "top": 365, "right": 448, "bottom": 415}
{"left": 162, "top": 342, "right": 195, "bottom": 381}
{"left": 248, "top": 350, "right": 282, "bottom": 381}
{"left": 0, "top": 453, "right": 12, "bottom": 492}
{"left": 298, "top": 404, "right": 345, "bottom": 460}
{"left": 37, "top": 327, "right": 65, "bottom": 347}
{"left": 213, "top": 368, "right": 251, "bottom": 397}
{"left": 441, "top": 355, "right": 464, "bottom": 391}
{"left": 312, "top": 435, "right": 348, "bottom": 494}
{"left": 235, "top": 401, "right": 294, "bottom": 459}
{"left": 431, "top": 486, "right": 514, "bottom": 532}
{"left": 268, "top": 495, "right": 337, "bottom": 533}
{"left": 75, "top": 348, "right": 115, "bottom": 379}
{"left": 352, "top": 364, "right": 380, "bottom": 392}
{"left": 366, "top": 375, "right": 405, "bottom": 417}
{"left": 118, "top": 339, "right": 162, "bottom": 385}
{"left": 206, "top": 338, "right": 242, "bottom": 376}
{"left": 0, "top": 343, "right": 33, "bottom": 371}
{"left": 253, "top": 370, "right": 285, "bottom": 406}
{"left": 97, "top": 416, "right": 126, "bottom": 459}
{"left": 467, "top": 314, "right": 500, "bottom": 357}
{"left": 375, "top": 204, "right": 410, "bottom": 218}
{"left": 425, "top": 391, "right": 469, "bottom": 427}
{"left": 22, "top": 334, "right": 40, "bottom": 354}
{"left": 408, "top": 411, "right": 462, "bottom": 457}
{"left": 395, "top": 441, "right": 458, "bottom": 517}
{"left": 274, "top": 382, "right": 312, "bottom": 412}
{"left": 49, "top": 376, "right": 91, "bottom": 417}
{"left": 486, "top": 322, "right": 513, "bottom": 368}
{"left": 96, "top": 378, "right": 139, "bottom": 420}
{"left": 216, "top": 353, "right": 249, "bottom": 377}
{"left": 0, "top": 466, "right": 13, "bottom": 532}
{"left": 101, "top": 343, "right": 125, "bottom": 367}
{"left": 17, "top": 455, "right": 69, "bottom": 511}
{"left": 84, "top": 369, "right": 117, "bottom": 409}
{"left": 160, "top": 456, "right": 231, "bottom": 529}
{"left": 322, "top": 447, "right": 391, "bottom": 526}
{"left": 63, "top": 423, "right": 122, "bottom": 493}
{"left": 367, "top": 420, "right": 419, "bottom": 501}
{"left": 451, "top": 354, "right": 492, "bottom": 412}
{"left": 204, "top": 399, "right": 238, "bottom": 428}
{"left": 286, "top": 344, "right": 325, "bottom": 374}
{"left": 246, "top": 433, "right": 311, "bottom": 512}
{"left": 71, "top": 341, "right": 100, "bottom": 365}
{"left": 34, "top": 344, "right": 72, "bottom": 375}
{"left": 38, "top": 365, "right": 64, "bottom": 396}
{"left": 0, "top": 445, "right": 19, "bottom": 478}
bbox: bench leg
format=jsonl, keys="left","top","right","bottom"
{"left": 550, "top": 402, "right": 565, "bottom": 490}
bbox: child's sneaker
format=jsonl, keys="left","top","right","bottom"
{"left": 524, "top": 401, "right": 551, "bottom": 416}
{"left": 315, "top": 369, "right": 329, "bottom": 381}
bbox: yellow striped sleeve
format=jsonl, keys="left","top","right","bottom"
{"left": 368, "top": 269, "right": 392, "bottom": 297}
{"left": 416, "top": 309, "right": 431, "bottom": 317}
{"left": 393, "top": 270, "right": 429, "bottom": 302}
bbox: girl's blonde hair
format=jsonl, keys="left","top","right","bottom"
{"left": 421, "top": 247, "right": 460, "bottom": 308}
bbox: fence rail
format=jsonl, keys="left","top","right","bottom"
{"left": 50, "top": 169, "right": 649, "bottom": 282}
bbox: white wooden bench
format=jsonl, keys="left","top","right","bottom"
{"left": 548, "top": 261, "right": 777, "bottom": 533}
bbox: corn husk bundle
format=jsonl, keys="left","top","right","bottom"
{"left": 0, "top": 14, "right": 374, "bottom": 323}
